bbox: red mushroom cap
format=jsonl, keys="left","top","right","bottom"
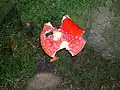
{"left": 61, "top": 15, "right": 85, "bottom": 36}
{"left": 40, "top": 22, "right": 62, "bottom": 57}
{"left": 40, "top": 15, "right": 86, "bottom": 59}
{"left": 60, "top": 15, "right": 86, "bottom": 56}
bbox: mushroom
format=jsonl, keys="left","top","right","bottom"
{"left": 60, "top": 15, "right": 86, "bottom": 56}
{"left": 40, "top": 15, "right": 86, "bottom": 62}
{"left": 40, "top": 22, "right": 62, "bottom": 62}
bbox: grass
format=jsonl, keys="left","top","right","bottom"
{"left": 18, "top": 0, "right": 106, "bottom": 28}
{"left": 0, "top": 0, "right": 120, "bottom": 90}
{"left": 0, "top": 5, "right": 37, "bottom": 89}
{"left": 55, "top": 46, "right": 120, "bottom": 90}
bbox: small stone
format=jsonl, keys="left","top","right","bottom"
{"left": 27, "top": 73, "right": 61, "bottom": 90}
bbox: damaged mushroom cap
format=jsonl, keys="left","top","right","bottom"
{"left": 40, "top": 22, "right": 62, "bottom": 57}
{"left": 60, "top": 15, "right": 86, "bottom": 56}
{"left": 61, "top": 15, "right": 85, "bottom": 36}
{"left": 40, "top": 15, "right": 86, "bottom": 59}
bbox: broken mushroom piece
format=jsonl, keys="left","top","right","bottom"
{"left": 60, "top": 15, "right": 86, "bottom": 56}
{"left": 40, "top": 22, "right": 62, "bottom": 62}
{"left": 40, "top": 15, "right": 86, "bottom": 62}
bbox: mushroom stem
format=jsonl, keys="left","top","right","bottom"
{"left": 50, "top": 56, "right": 59, "bottom": 62}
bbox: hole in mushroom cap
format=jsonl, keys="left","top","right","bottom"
{"left": 45, "top": 30, "right": 53, "bottom": 37}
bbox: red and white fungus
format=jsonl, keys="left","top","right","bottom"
{"left": 40, "top": 15, "right": 86, "bottom": 62}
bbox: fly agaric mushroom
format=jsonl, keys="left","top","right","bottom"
{"left": 60, "top": 15, "right": 86, "bottom": 56}
{"left": 40, "top": 15, "right": 86, "bottom": 62}
{"left": 40, "top": 22, "right": 62, "bottom": 62}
